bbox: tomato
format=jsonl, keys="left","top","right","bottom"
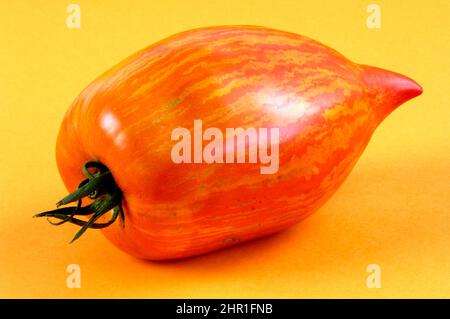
{"left": 35, "top": 25, "right": 422, "bottom": 260}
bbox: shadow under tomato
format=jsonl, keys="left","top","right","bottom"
{"left": 127, "top": 220, "right": 311, "bottom": 278}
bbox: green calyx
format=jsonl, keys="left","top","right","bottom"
{"left": 34, "top": 161, "right": 124, "bottom": 243}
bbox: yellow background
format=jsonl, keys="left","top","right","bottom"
{"left": 0, "top": 0, "right": 449, "bottom": 298}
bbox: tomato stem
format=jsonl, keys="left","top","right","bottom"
{"left": 34, "top": 161, "right": 124, "bottom": 243}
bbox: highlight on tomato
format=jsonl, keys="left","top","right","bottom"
{"left": 34, "top": 25, "right": 422, "bottom": 260}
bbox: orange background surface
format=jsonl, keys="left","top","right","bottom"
{"left": 0, "top": 0, "right": 449, "bottom": 298}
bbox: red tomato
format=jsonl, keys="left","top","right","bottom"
{"left": 35, "top": 26, "right": 422, "bottom": 260}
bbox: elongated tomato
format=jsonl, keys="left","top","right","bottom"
{"left": 36, "top": 25, "right": 422, "bottom": 260}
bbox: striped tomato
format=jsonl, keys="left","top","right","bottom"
{"left": 35, "top": 25, "right": 422, "bottom": 260}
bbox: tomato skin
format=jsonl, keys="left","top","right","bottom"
{"left": 55, "top": 25, "right": 422, "bottom": 260}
